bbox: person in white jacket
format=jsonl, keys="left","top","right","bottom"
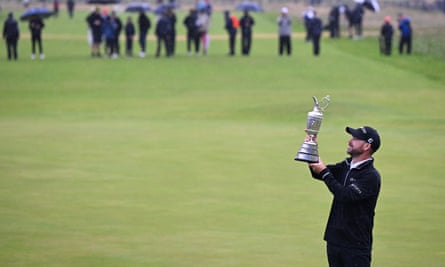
{"left": 196, "top": 7, "right": 210, "bottom": 55}
{"left": 277, "top": 7, "right": 292, "bottom": 56}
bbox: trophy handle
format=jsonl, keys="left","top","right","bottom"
{"left": 312, "top": 96, "right": 319, "bottom": 108}
{"left": 318, "top": 95, "right": 330, "bottom": 112}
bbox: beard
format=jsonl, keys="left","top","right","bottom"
{"left": 347, "top": 145, "right": 366, "bottom": 157}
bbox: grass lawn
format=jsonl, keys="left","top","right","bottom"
{"left": 0, "top": 6, "right": 444, "bottom": 267}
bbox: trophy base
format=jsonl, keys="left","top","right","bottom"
{"left": 294, "top": 142, "right": 319, "bottom": 163}
{"left": 294, "top": 153, "right": 319, "bottom": 163}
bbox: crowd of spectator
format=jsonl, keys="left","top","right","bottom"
{"left": 3, "top": 0, "right": 415, "bottom": 61}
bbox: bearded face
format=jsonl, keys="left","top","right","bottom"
{"left": 347, "top": 137, "right": 369, "bottom": 157}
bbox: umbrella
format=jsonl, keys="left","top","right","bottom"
{"left": 125, "top": 2, "right": 151, "bottom": 13}
{"left": 363, "top": 0, "right": 380, "bottom": 12}
{"left": 20, "top": 7, "right": 53, "bottom": 21}
{"left": 154, "top": 3, "right": 177, "bottom": 14}
{"left": 235, "top": 1, "right": 264, "bottom": 12}
{"left": 86, "top": 0, "right": 121, "bottom": 4}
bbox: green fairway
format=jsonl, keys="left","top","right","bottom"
{"left": 1, "top": 6, "right": 445, "bottom": 267}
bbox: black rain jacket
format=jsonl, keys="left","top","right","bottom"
{"left": 311, "top": 158, "right": 381, "bottom": 250}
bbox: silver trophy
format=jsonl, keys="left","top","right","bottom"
{"left": 295, "top": 95, "right": 330, "bottom": 163}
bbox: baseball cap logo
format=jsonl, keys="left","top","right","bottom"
{"left": 346, "top": 126, "right": 381, "bottom": 153}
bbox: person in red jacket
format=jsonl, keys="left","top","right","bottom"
{"left": 380, "top": 16, "right": 394, "bottom": 56}
{"left": 306, "top": 126, "right": 382, "bottom": 267}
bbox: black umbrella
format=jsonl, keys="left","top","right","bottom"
{"left": 20, "top": 7, "right": 53, "bottom": 21}
{"left": 125, "top": 2, "right": 151, "bottom": 13}
{"left": 154, "top": 3, "right": 177, "bottom": 14}
{"left": 235, "top": 1, "right": 264, "bottom": 12}
{"left": 86, "top": 0, "right": 121, "bottom": 4}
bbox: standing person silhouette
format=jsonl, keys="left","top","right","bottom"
{"left": 240, "top": 10, "right": 255, "bottom": 55}
{"left": 86, "top": 7, "right": 104, "bottom": 57}
{"left": 380, "top": 16, "right": 394, "bottom": 56}
{"left": 29, "top": 16, "right": 45, "bottom": 59}
{"left": 3, "top": 12, "right": 20, "bottom": 61}
{"left": 277, "top": 7, "right": 292, "bottom": 56}
{"left": 308, "top": 11, "right": 322, "bottom": 56}
{"left": 138, "top": 11, "right": 151, "bottom": 58}
{"left": 398, "top": 13, "right": 412, "bottom": 55}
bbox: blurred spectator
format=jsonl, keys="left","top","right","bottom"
{"left": 352, "top": 3, "right": 364, "bottom": 39}
{"left": 203, "top": 0, "right": 212, "bottom": 16}
{"left": 29, "top": 16, "right": 45, "bottom": 59}
{"left": 86, "top": 7, "right": 104, "bottom": 57}
{"left": 240, "top": 10, "right": 255, "bottom": 56}
{"left": 224, "top": 10, "right": 238, "bottom": 56}
{"left": 303, "top": 6, "right": 314, "bottom": 41}
{"left": 102, "top": 15, "right": 117, "bottom": 58}
{"left": 328, "top": 5, "right": 340, "bottom": 38}
{"left": 3, "top": 12, "right": 20, "bottom": 61}
{"left": 53, "top": 0, "right": 60, "bottom": 17}
{"left": 380, "top": 16, "right": 394, "bottom": 56}
{"left": 155, "top": 11, "right": 173, "bottom": 57}
{"left": 125, "top": 17, "right": 135, "bottom": 57}
{"left": 166, "top": 8, "right": 177, "bottom": 56}
{"left": 67, "top": 0, "right": 75, "bottom": 19}
{"left": 308, "top": 11, "right": 322, "bottom": 55}
{"left": 110, "top": 11, "right": 122, "bottom": 56}
{"left": 344, "top": 5, "right": 354, "bottom": 38}
{"left": 398, "top": 13, "right": 412, "bottom": 54}
{"left": 196, "top": 6, "right": 210, "bottom": 55}
{"left": 277, "top": 7, "right": 292, "bottom": 56}
{"left": 183, "top": 9, "right": 199, "bottom": 56}
{"left": 138, "top": 11, "right": 151, "bottom": 58}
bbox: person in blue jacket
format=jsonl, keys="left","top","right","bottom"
{"left": 398, "top": 13, "right": 412, "bottom": 55}
{"left": 155, "top": 11, "right": 172, "bottom": 57}
{"left": 102, "top": 15, "right": 116, "bottom": 58}
{"left": 306, "top": 126, "right": 382, "bottom": 267}
{"left": 224, "top": 10, "right": 237, "bottom": 56}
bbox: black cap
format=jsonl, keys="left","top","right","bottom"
{"left": 346, "top": 126, "right": 381, "bottom": 153}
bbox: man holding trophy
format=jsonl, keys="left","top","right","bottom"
{"left": 295, "top": 96, "right": 382, "bottom": 267}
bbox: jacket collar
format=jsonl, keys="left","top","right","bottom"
{"left": 345, "top": 157, "right": 374, "bottom": 170}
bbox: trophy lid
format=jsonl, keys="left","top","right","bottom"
{"left": 312, "top": 95, "right": 330, "bottom": 113}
